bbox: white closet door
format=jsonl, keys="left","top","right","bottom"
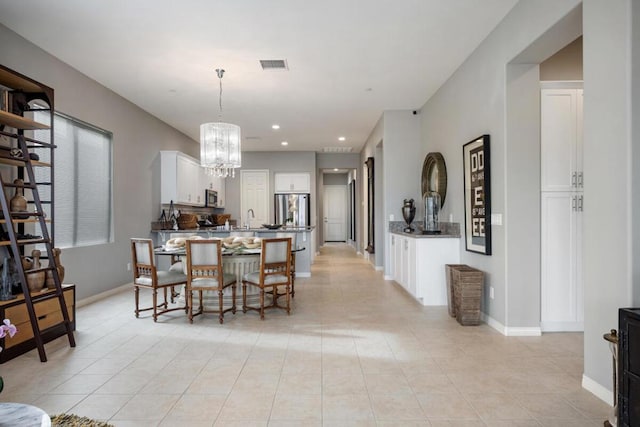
{"left": 541, "top": 89, "right": 578, "bottom": 192}
{"left": 541, "top": 192, "right": 582, "bottom": 331}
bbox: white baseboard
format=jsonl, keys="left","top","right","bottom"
{"left": 541, "top": 321, "right": 584, "bottom": 332}
{"left": 506, "top": 326, "right": 542, "bottom": 336}
{"left": 374, "top": 266, "right": 383, "bottom": 271}
{"left": 482, "top": 313, "right": 542, "bottom": 336}
{"left": 77, "top": 283, "right": 129, "bottom": 308}
{"left": 296, "top": 272, "right": 311, "bottom": 278}
{"left": 384, "top": 275, "right": 393, "bottom": 280}
{"left": 483, "top": 314, "right": 505, "bottom": 335}
{"left": 582, "top": 374, "right": 614, "bottom": 406}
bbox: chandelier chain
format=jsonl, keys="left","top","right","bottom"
{"left": 216, "top": 68, "right": 225, "bottom": 120}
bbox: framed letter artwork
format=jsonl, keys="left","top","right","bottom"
{"left": 463, "top": 135, "right": 491, "bottom": 255}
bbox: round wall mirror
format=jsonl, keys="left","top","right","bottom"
{"left": 421, "top": 152, "right": 447, "bottom": 207}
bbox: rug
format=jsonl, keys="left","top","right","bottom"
{"left": 50, "top": 413, "right": 114, "bottom": 427}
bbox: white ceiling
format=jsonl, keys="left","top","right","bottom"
{"left": 0, "top": 0, "right": 517, "bottom": 153}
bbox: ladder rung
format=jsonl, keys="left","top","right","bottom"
{"left": 34, "top": 182, "right": 52, "bottom": 186}
{"left": 8, "top": 211, "right": 44, "bottom": 217}
{"left": 25, "top": 266, "right": 54, "bottom": 274}
{"left": 4, "top": 182, "right": 37, "bottom": 189}
{"left": 27, "top": 201, "right": 51, "bottom": 205}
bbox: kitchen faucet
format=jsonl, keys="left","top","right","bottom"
{"left": 246, "top": 208, "right": 255, "bottom": 229}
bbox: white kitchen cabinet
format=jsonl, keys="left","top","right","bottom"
{"left": 389, "top": 232, "right": 459, "bottom": 306}
{"left": 199, "top": 171, "right": 226, "bottom": 207}
{"left": 540, "top": 85, "right": 584, "bottom": 332}
{"left": 541, "top": 88, "right": 583, "bottom": 192}
{"left": 274, "top": 173, "right": 310, "bottom": 193}
{"left": 161, "top": 151, "right": 204, "bottom": 206}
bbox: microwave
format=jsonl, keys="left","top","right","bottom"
{"left": 205, "top": 189, "right": 218, "bottom": 207}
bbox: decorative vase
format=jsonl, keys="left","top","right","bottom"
{"left": 25, "top": 250, "right": 45, "bottom": 293}
{"left": 402, "top": 199, "right": 416, "bottom": 233}
{"left": 45, "top": 248, "right": 64, "bottom": 289}
{"left": 423, "top": 191, "right": 441, "bottom": 234}
{"left": 0, "top": 258, "right": 16, "bottom": 301}
{"left": 9, "top": 179, "right": 28, "bottom": 217}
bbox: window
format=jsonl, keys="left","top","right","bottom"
{"left": 34, "top": 112, "right": 113, "bottom": 248}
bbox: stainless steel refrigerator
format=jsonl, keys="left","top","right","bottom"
{"left": 274, "top": 193, "right": 310, "bottom": 227}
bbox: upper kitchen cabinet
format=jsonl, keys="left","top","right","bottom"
{"left": 161, "top": 151, "right": 203, "bottom": 206}
{"left": 274, "top": 172, "right": 310, "bottom": 193}
{"left": 199, "top": 169, "right": 225, "bottom": 208}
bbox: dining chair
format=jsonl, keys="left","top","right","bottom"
{"left": 276, "top": 232, "right": 297, "bottom": 298}
{"left": 131, "top": 238, "right": 187, "bottom": 322}
{"left": 185, "top": 239, "right": 237, "bottom": 324}
{"left": 242, "top": 237, "right": 292, "bottom": 320}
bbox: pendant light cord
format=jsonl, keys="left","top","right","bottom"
{"left": 216, "top": 68, "right": 225, "bottom": 121}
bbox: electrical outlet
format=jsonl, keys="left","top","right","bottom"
{"left": 390, "top": 214, "right": 394, "bottom": 221}
{"left": 127, "top": 262, "right": 131, "bottom": 271}
{"left": 490, "top": 286, "right": 494, "bottom": 299}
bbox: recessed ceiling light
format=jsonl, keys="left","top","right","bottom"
{"left": 281, "top": 141, "right": 288, "bottom": 146}
{"left": 333, "top": 168, "right": 339, "bottom": 172}
{"left": 272, "top": 124, "right": 280, "bottom": 130}
{"left": 338, "top": 136, "right": 346, "bottom": 141}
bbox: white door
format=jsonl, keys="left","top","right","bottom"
{"left": 241, "top": 170, "right": 269, "bottom": 228}
{"left": 323, "top": 185, "right": 347, "bottom": 242}
{"left": 541, "top": 192, "right": 582, "bottom": 331}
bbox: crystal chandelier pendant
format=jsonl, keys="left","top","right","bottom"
{"left": 200, "top": 69, "right": 241, "bottom": 177}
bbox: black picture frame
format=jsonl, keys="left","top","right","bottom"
{"left": 365, "top": 157, "right": 375, "bottom": 254}
{"left": 463, "top": 135, "right": 491, "bottom": 255}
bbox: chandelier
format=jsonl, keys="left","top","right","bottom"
{"left": 200, "top": 68, "right": 241, "bottom": 178}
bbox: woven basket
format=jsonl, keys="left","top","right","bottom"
{"left": 445, "top": 264, "right": 467, "bottom": 318}
{"left": 177, "top": 214, "right": 198, "bottom": 230}
{"left": 214, "top": 214, "right": 231, "bottom": 225}
{"left": 450, "top": 265, "right": 484, "bottom": 326}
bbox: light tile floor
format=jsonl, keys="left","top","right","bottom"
{"left": 0, "top": 244, "right": 611, "bottom": 426}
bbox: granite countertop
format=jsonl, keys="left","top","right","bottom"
{"left": 152, "top": 226, "right": 315, "bottom": 233}
{"left": 389, "top": 221, "right": 461, "bottom": 238}
{"left": 390, "top": 229, "right": 460, "bottom": 239}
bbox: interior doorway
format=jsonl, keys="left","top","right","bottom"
{"left": 324, "top": 185, "right": 347, "bottom": 242}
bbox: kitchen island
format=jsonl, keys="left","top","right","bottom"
{"left": 151, "top": 227, "right": 315, "bottom": 277}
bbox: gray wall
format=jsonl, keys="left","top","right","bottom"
{"left": 0, "top": 24, "right": 197, "bottom": 300}
{"left": 412, "top": 0, "right": 636, "bottom": 400}
{"left": 583, "top": 0, "right": 634, "bottom": 395}
{"left": 359, "top": 111, "right": 421, "bottom": 270}
{"left": 540, "top": 36, "right": 583, "bottom": 81}
{"left": 323, "top": 174, "right": 348, "bottom": 185}
{"left": 361, "top": 117, "right": 383, "bottom": 265}
{"left": 419, "top": 0, "right": 581, "bottom": 329}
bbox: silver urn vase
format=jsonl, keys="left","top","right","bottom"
{"left": 402, "top": 199, "right": 416, "bottom": 233}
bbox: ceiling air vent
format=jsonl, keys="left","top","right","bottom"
{"left": 260, "top": 59, "right": 289, "bottom": 71}
{"left": 322, "top": 147, "right": 353, "bottom": 153}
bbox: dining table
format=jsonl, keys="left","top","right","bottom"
{"left": 154, "top": 244, "right": 304, "bottom": 310}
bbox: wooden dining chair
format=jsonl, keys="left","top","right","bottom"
{"left": 242, "top": 237, "right": 292, "bottom": 320}
{"left": 185, "top": 239, "right": 237, "bottom": 324}
{"left": 131, "top": 238, "right": 187, "bottom": 322}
